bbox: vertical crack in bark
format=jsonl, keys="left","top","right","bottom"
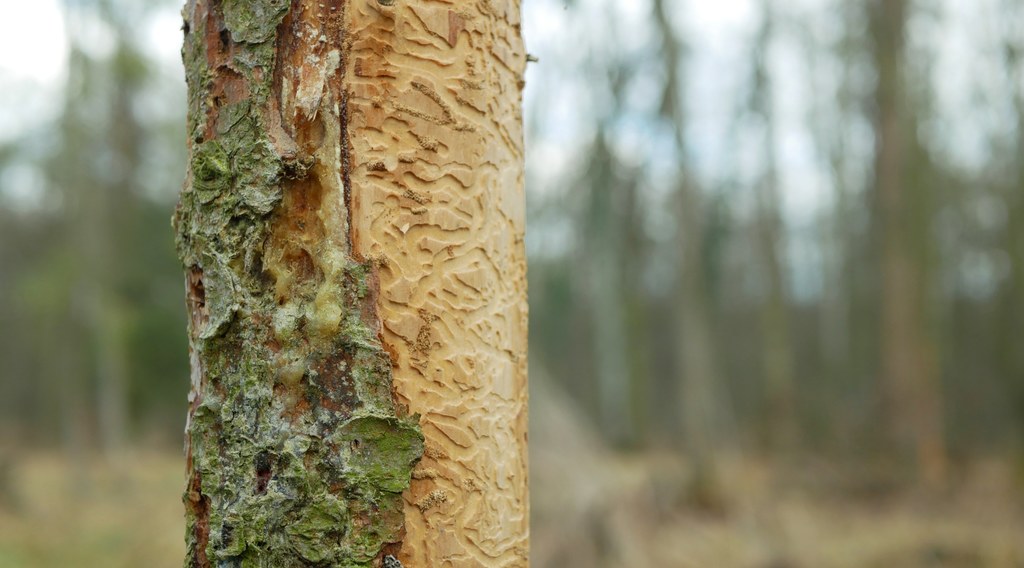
{"left": 340, "top": 88, "right": 355, "bottom": 253}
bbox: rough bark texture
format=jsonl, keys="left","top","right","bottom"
{"left": 174, "top": 0, "right": 527, "bottom": 566}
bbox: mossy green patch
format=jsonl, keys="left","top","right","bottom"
{"left": 338, "top": 415, "right": 425, "bottom": 493}
{"left": 286, "top": 494, "right": 349, "bottom": 562}
{"left": 192, "top": 141, "right": 231, "bottom": 204}
{"left": 223, "top": 0, "right": 290, "bottom": 44}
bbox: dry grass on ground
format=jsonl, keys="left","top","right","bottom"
{"left": 534, "top": 451, "right": 1024, "bottom": 567}
{"left": 530, "top": 379, "right": 1024, "bottom": 568}
{"left": 0, "top": 439, "right": 1021, "bottom": 567}
{"left": 0, "top": 452, "right": 184, "bottom": 568}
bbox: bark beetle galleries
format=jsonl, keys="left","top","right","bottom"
{"left": 342, "top": 0, "right": 529, "bottom": 565}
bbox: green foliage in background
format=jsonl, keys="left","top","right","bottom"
{"left": 0, "top": 0, "right": 188, "bottom": 449}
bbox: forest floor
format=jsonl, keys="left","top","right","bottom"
{"left": 0, "top": 452, "right": 183, "bottom": 567}
{"left": 528, "top": 380, "right": 1024, "bottom": 568}
{"left": 0, "top": 449, "right": 1020, "bottom": 567}
{"left": 533, "top": 451, "right": 1024, "bottom": 567}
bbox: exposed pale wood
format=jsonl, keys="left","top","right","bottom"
{"left": 344, "top": 1, "right": 529, "bottom": 565}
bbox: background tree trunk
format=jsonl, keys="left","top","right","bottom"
{"left": 176, "top": 1, "right": 527, "bottom": 565}
{"left": 1000, "top": 0, "right": 1024, "bottom": 454}
{"left": 654, "top": 0, "right": 727, "bottom": 505}
{"left": 870, "top": 0, "right": 947, "bottom": 485}
{"left": 584, "top": 135, "right": 635, "bottom": 447}
{"left": 749, "top": 0, "right": 798, "bottom": 452}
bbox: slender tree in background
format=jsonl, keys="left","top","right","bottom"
{"left": 869, "top": 0, "right": 947, "bottom": 483}
{"left": 175, "top": 1, "right": 528, "bottom": 565}
{"left": 802, "top": 0, "right": 863, "bottom": 449}
{"left": 748, "top": 0, "right": 798, "bottom": 452}
{"left": 90, "top": 36, "right": 146, "bottom": 456}
{"left": 655, "top": 0, "right": 726, "bottom": 502}
{"left": 1000, "top": 0, "right": 1024, "bottom": 447}
{"left": 584, "top": 128, "right": 637, "bottom": 447}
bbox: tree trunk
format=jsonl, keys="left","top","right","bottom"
{"left": 750, "top": 0, "right": 798, "bottom": 452}
{"left": 175, "top": 1, "right": 528, "bottom": 566}
{"left": 585, "top": 136, "right": 634, "bottom": 447}
{"left": 804, "top": 18, "right": 855, "bottom": 449}
{"left": 654, "top": 0, "right": 726, "bottom": 506}
{"left": 1000, "top": 4, "right": 1024, "bottom": 451}
{"left": 870, "top": 0, "right": 946, "bottom": 484}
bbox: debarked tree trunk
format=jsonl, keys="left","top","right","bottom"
{"left": 174, "top": 1, "right": 528, "bottom": 566}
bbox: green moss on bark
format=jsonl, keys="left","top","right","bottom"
{"left": 176, "top": 2, "right": 422, "bottom": 566}
{"left": 223, "top": 0, "right": 290, "bottom": 44}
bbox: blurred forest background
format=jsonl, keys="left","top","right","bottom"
{"left": 1, "top": 0, "right": 1024, "bottom": 566}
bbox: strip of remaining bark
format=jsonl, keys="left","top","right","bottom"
{"left": 175, "top": 1, "right": 422, "bottom": 565}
